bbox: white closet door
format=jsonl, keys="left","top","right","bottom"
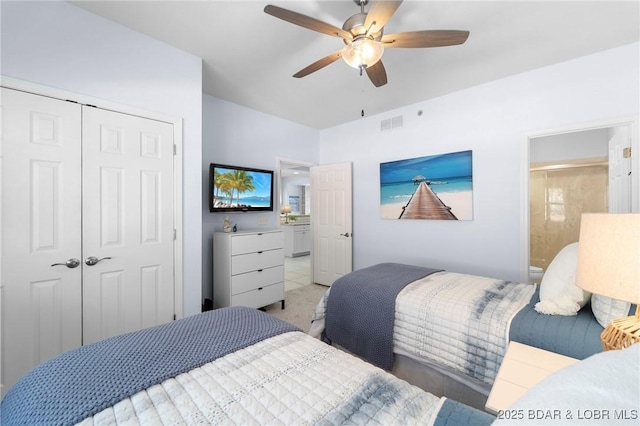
{"left": 1, "top": 88, "right": 83, "bottom": 394}
{"left": 81, "top": 107, "right": 175, "bottom": 344}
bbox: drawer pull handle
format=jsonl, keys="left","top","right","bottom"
{"left": 258, "top": 287, "right": 263, "bottom": 290}
{"left": 257, "top": 251, "right": 263, "bottom": 254}
{"left": 258, "top": 269, "right": 263, "bottom": 272}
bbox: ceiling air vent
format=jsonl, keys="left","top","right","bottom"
{"left": 380, "top": 115, "right": 403, "bottom": 131}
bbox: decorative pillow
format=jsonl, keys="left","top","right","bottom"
{"left": 534, "top": 242, "right": 591, "bottom": 316}
{"left": 591, "top": 294, "right": 631, "bottom": 328}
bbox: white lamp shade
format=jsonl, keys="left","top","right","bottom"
{"left": 576, "top": 213, "right": 640, "bottom": 304}
{"left": 342, "top": 38, "right": 384, "bottom": 69}
{"left": 282, "top": 205, "right": 291, "bottom": 214}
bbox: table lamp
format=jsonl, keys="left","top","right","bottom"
{"left": 282, "top": 205, "right": 292, "bottom": 223}
{"left": 576, "top": 213, "right": 640, "bottom": 350}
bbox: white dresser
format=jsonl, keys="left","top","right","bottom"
{"left": 213, "top": 229, "right": 285, "bottom": 310}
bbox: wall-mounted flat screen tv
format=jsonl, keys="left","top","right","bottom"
{"left": 209, "top": 163, "right": 274, "bottom": 212}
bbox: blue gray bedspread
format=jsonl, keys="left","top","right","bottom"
{"left": 1, "top": 307, "right": 299, "bottom": 426}
{"left": 324, "top": 262, "right": 441, "bottom": 370}
{"left": 434, "top": 399, "right": 496, "bottom": 426}
{"left": 510, "top": 286, "right": 635, "bottom": 360}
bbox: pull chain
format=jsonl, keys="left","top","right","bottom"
{"left": 360, "top": 69, "right": 366, "bottom": 118}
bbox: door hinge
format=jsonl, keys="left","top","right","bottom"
{"left": 173, "top": 144, "right": 177, "bottom": 155}
{"left": 173, "top": 229, "right": 177, "bottom": 240}
{"left": 173, "top": 314, "right": 176, "bottom": 321}
{"left": 623, "top": 147, "right": 632, "bottom": 158}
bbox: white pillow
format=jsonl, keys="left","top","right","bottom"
{"left": 591, "top": 294, "right": 631, "bottom": 328}
{"left": 534, "top": 242, "right": 591, "bottom": 316}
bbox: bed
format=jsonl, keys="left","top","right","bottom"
{"left": 309, "top": 255, "right": 632, "bottom": 410}
{"left": 1, "top": 306, "right": 494, "bottom": 426}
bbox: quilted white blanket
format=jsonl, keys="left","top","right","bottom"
{"left": 78, "top": 331, "right": 443, "bottom": 425}
{"left": 311, "top": 270, "right": 535, "bottom": 387}
{"left": 394, "top": 271, "right": 535, "bottom": 385}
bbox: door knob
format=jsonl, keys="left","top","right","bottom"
{"left": 340, "top": 232, "right": 351, "bottom": 237}
{"left": 85, "top": 256, "right": 112, "bottom": 266}
{"left": 51, "top": 258, "right": 80, "bottom": 268}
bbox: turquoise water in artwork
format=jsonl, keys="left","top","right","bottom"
{"left": 380, "top": 176, "right": 473, "bottom": 205}
{"left": 379, "top": 150, "right": 473, "bottom": 206}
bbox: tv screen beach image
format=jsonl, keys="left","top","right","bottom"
{"left": 211, "top": 167, "right": 272, "bottom": 208}
{"left": 380, "top": 150, "right": 473, "bottom": 220}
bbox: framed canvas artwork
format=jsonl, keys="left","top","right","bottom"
{"left": 380, "top": 150, "right": 473, "bottom": 220}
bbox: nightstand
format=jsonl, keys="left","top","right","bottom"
{"left": 485, "top": 342, "right": 579, "bottom": 414}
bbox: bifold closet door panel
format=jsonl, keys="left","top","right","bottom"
{"left": 81, "top": 106, "right": 175, "bottom": 345}
{"left": 1, "top": 87, "right": 83, "bottom": 393}
{"left": 0, "top": 88, "right": 177, "bottom": 394}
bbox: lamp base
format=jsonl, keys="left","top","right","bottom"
{"left": 601, "top": 306, "right": 640, "bottom": 351}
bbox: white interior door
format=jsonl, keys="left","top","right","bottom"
{"left": 1, "top": 88, "right": 83, "bottom": 394}
{"left": 82, "top": 107, "right": 175, "bottom": 344}
{"left": 310, "top": 162, "right": 353, "bottom": 285}
{"left": 608, "top": 125, "right": 632, "bottom": 213}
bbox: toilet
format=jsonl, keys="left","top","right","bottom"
{"left": 529, "top": 265, "right": 545, "bottom": 284}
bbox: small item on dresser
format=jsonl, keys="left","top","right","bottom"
{"left": 232, "top": 224, "right": 237, "bottom": 232}
{"left": 223, "top": 217, "right": 232, "bottom": 233}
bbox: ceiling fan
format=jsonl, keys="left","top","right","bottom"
{"left": 264, "top": 0, "right": 470, "bottom": 87}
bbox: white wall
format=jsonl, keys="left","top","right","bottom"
{"left": 319, "top": 43, "right": 640, "bottom": 283}
{"left": 202, "top": 95, "right": 319, "bottom": 303}
{"left": 531, "top": 128, "right": 609, "bottom": 163}
{"left": 1, "top": 1, "right": 203, "bottom": 316}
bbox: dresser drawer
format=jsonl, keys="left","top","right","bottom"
{"left": 231, "top": 282, "right": 284, "bottom": 309}
{"left": 231, "top": 232, "right": 284, "bottom": 255}
{"left": 232, "top": 249, "right": 283, "bottom": 275}
{"left": 231, "top": 265, "right": 283, "bottom": 295}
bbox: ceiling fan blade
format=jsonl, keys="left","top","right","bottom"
{"left": 264, "top": 5, "right": 353, "bottom": 40}
{"left": 364, "top": 1, "right": 403, "bottom": 34}
{"left": 293, "top": 50, "right": 343, "bottom": 78}
{"left": 381, "top": 30, "right": 470, "bottom": 48}
{"left": 366, "top": 61, "right": 388, "bottom": 87}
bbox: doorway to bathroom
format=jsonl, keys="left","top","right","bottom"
{"left": 525, "top": 118, "right": 637, "bottom": 284}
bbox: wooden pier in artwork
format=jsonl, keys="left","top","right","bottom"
{"left": 399, "top": 181, "right": 458, "bottom": 220}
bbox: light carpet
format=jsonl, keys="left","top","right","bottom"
{"left": 263, "top": 283, "right": 328, "bottom": 333}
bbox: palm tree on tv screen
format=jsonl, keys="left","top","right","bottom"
{"left": 229, "top": 170, "right": 255, "bottom": 206}
{"left": 214, "top": 171, "right": 234, "bottom": 207}
{"left": 214, "top": 169, "right": 257, "bottom": 207}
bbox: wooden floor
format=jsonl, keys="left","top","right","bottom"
{"left": 399, "top": 181, "right": 458, "bottom": 220}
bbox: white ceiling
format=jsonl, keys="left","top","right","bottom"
{"left": 70, "top": 1, "right": 639, "bottom": 129}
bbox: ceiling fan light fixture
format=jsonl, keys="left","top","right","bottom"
{"left": 341, "top": 38, "right": 384, "bottom": 69}
{"left": 264, "top": 2, "right": 469, "bottom": 88}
